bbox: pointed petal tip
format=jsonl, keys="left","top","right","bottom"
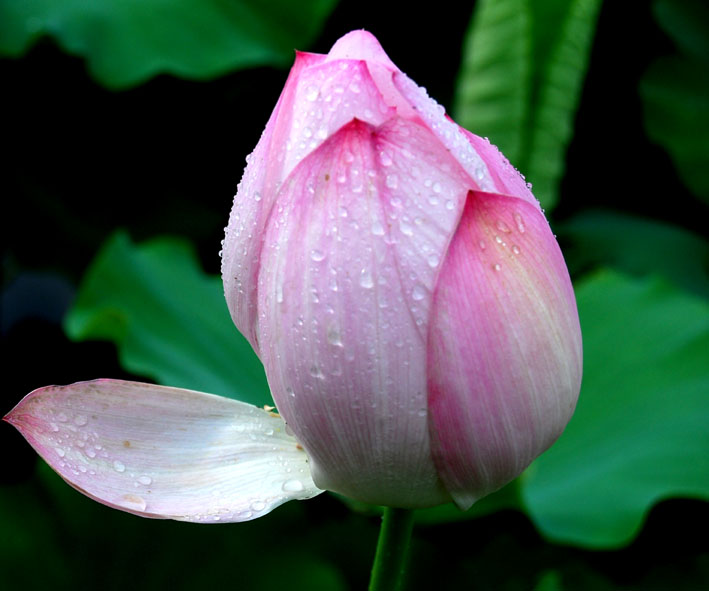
{"left": 327, "top": 30, "right": 397, "bottom": 71}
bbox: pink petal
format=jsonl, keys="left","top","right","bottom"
{"left": 222, "top": 50, "right": 327, "bottom": 355}
{"left": 427, "top": 191, "right": 582, "bottom": 509}
{"left": 325, "top": 30, "right": 398, "bottom": 71}
{"left": 5, "top": 380, "right": 322, "bottom": 522}
{"left": 222, "top": 49, "right": 396, "bottom": 354}
{"left": 393, "top": 73, "right": 538, "bottom": 209}
{"left": 255, "top": 114, "right": 478, "bottom": 507}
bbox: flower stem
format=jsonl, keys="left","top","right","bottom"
{"left": 368, "top": 507, "right": 415, "bottom": 591}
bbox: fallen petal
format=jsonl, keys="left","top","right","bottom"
{"left": 5, "top": 379, "right": 323, "bottom": 522}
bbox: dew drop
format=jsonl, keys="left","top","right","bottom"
{"left": 512, "top": 245, "right": 521, "bottom": 255}
{"left": 113, "top": 460, "right": 126, "bottom": 473}
{"left": 514, "top": 213, "right": 526, "bottom": 233}
{"left": 427, "top": 253, "right": 439, "bottom": 268}
{"left": 399, "top": 219, "right": 413, "bottom": 237}
{"left": 371, "top": 221, "right": 385, "bottom": 236}
{"left": 253, "top": 192, "right": 262, "bottom": 202}
{"left": 385, "top": 174, "right": 398, "bottom": 189}
{"left": 496, "top": 220, "right": 511, "bottom": 233}
{"left": 379, "top": 151, "right": 393, "bottom": 167}
{"left": 286, "top": 386, "right": 296, "bottom": 398}
{"left": 57, "top": 412, "right": 68, "bottom": 423}
{"left": 282, "top": 479, "right": 305, "bottom": 493}
{"left": 492, "top": 263, "right": 501, "bottom": 272}
{"left": 432, "top": 181, "right": 442, "bottom": 193}
{"left": 359, "top": 269, "right": 374, "bottom": 289}
{"left": 310, "top": 249, "right": 326, "bottom": 262}
{"left": 251, "top": 500, "right": 267, "bottom": 512}
{"left": 412, "top": 284, "right": 426, "bottom": 301}
{"left": 137, "top": 475, "right": 152, "bottom": 486}
{"left": 50, "top": 422, "right": 59, "bottom": 432}
{"left": 305, "top": 85, "right": 319, "bottom": 102}
{"left": 479, "top": 240, "right": 486, "bottom": 251}
{"left": 327, "top": 325, "right": 343, "bottom": 347}
{"left": 445, "top": 200, "right": 454, "bottom": 210}
{"left": 54, "top": 447, "right": 66, "bottom": 458}
{"left": 74, "top": 414, "right": 88, "bottom": 427}
{"left": 309, "top": 365, "right": 325, "bottom": 380}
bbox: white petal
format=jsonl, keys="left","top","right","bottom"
{"left": 5, "top": 380, "right": 323, "bottom": 522}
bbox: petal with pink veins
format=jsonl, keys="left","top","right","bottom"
{"left": 427, "top": 191, "right": 582, "bottom": 510}
{"left": 222, "top": 50, "right": 326, "bottom": 355}
{"left": 256, "top": 116, "right": 478, "bottom": 507}
{"left": 5, "top": 379, "right": 322, "bottom": 522}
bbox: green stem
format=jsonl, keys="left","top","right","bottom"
{"left": 368, "top": 507, "right": 415, "bottom": 591}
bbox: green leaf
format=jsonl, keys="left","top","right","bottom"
{"left": 558, "top": 210, "right": 709, "bottom": 299}
{"left": 454, "top": 0, "right": 602, "bottom": 210}
{"left": 64, "top": 231, "right": 272, "bottom": 407}
{"left": 640, "top": 0, "right": 709, "bottom": 203}
{"left": 522, "top": 270, "right": 709, "bottom": 548}
{"left": 0, "top": 0, "right": 338, "bottom": 89}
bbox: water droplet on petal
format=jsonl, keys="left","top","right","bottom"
{"left": 512, "top": 245, "right": 521, "bottom": 255}
{"left": 514, "top": 213, "right": 526, "bottom": 233}
{"left": 54, "top": 447, "right": 66, "bottom": 458}
{"left": 412, "top": 284, "right": 426, "bottom": 301}
{"left": 137, "top": 475, "right": 152, "bottom": 486}
{"left": 282, "top": 479, "right": 305, "bottom": 493}
{"left": 327, "top": 325, "right": 343, "bottom": 347}
{"left": 371, "top": 221, "right": 385, "bottom": 236}
{"left": 309, "top": 365, "right": 325, "bottom": 380}
{"left": 305, "top": 85, "right": 319, "bottom": 102}
{"left": 492, "top": 263, "right": 501, "bottom": 272}
{"left": 360, "top": 269, "right": 374, "bottom": 289}
{"left": 399, "top": 219, "right": 413, "bottom": 236}
{"left": 74, "top": 414, "right": 88, "bottom": 426}
{"left": 379, "top": 151, "right": 393, "bottom": 167}
{"left": 385, "top": 174, "right": 398, "bottom": 189}
{"left": 427, "top": 253, "right": 439, "bottom": 267}
{"left": 496, "top": 220, "right": 511, "bottom": 233}
{"left": 251, "top": 500, "right": 267, "bottom": 512}
{"left": 310, "top": 249, "right": 326, "bottom": 262}
{"left": 113, "top": 460, "right": 126, "bottom": 473}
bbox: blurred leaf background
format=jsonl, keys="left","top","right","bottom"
{"left": 2, "top": 0, "right": 708, "bottom": 589}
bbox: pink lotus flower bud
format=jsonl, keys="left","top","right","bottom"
{"left": 6, "top": 31, "right": 582, "bottom": 523}
{"left": 221, "top": 30, "right": 583, "bottom": 509}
